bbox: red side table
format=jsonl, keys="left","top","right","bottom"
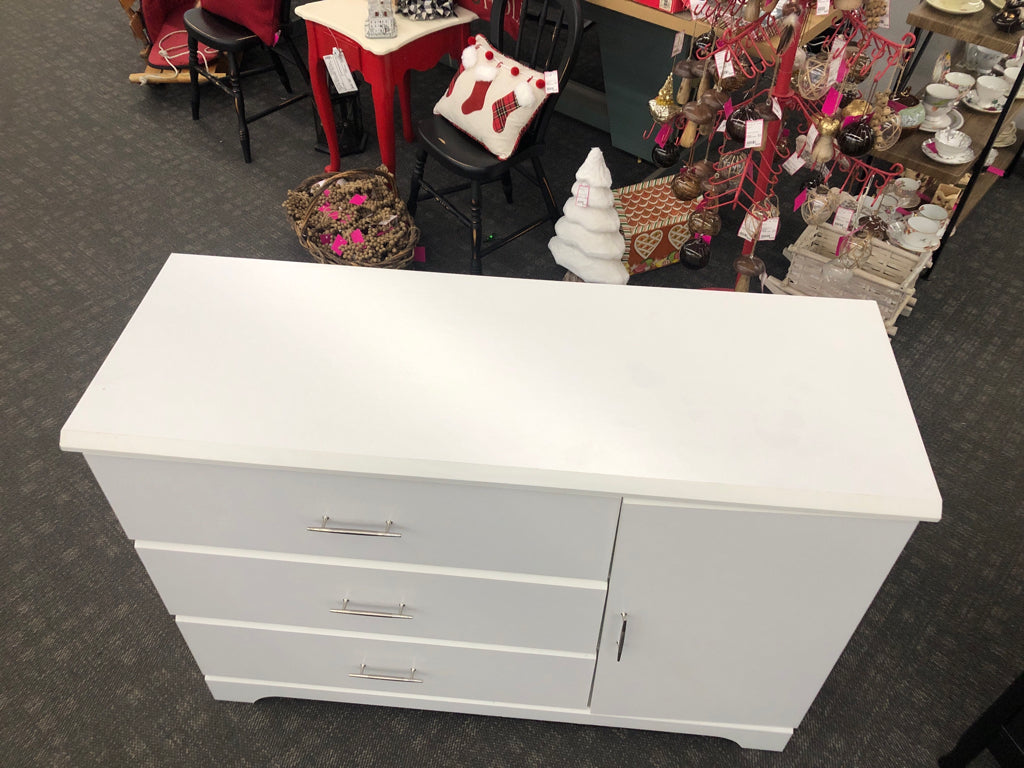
{"left": 296, "top": 2, "right": 476, "bottom": 174}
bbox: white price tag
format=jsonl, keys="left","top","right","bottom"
{"left": 771, "top": 97, "right": 783, "bottom": 119}
{"left": 744, "top": 118, "right": 764, "bottom": 148}
{"left": 783, "top": 154, "right": 806, "bottom": 175}
{"left": 715, "top": 49, "right": 735, "bottom": 79}
{"left": 1016, "top": 34, "right": 1024, "bottom": 60}
{"left": 828, "top": 56, "right": 843, "bottom": 85}
{"left": 807, "top": 124, "right": 819, "bottom": 146}
{"left": 717, "top": 119, "right": 727, "bottom": 133}
{"left": 544, "top": 71, "right": 559, "bottom": 94}
{"left": 816, "top": 0, "right": 830, "bottom": 14}
{"left": 880, "top": 0, "right": 890, "bottom": 28}
{"left": 575, "top": 183, "right": 590, "bottom": 208}
{"left": 833, "top": 206, "right": 855, "bottom": 231}
{"left": 324, "top": 48, "right": 358, "bottom": 94}
{"left": 660, "top": 0, "right": 672, "bottom": 10}
{"left": 759, "top": 216, "right": 780, "bottom": 241}
{"left": 691, "top": 0, "right": 708, "bottom": 18}
{"left": 672, "top": 31, "right": 686, "bottom": 57}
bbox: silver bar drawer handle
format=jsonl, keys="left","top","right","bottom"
{"left": 307, "top": 515, "right": 401, "bottom": 537}
{"left": 616, "top": 612, "right": 628, "bottom": 662}
{"left": 330, "top": 599, "right": 412, "bottom": 619}
{"left": 349, "top": 664, "right": 422, "bottom": 683}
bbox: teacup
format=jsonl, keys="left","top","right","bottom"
{"left": 901, "top": 231, "right": 940, "bottom": 251}
{"left": 918, "top": 203, "right": 949, "bottom": 223}
{"left": 922, "top": 83, "right": 959, "bottom": 127}
{"left": 975, "top": 75, "right": 1009, "bottom": 106}
{"left": 944, "top": 71, "right": 976, "bottom": 96}
{"left": 893, "top": 177, "right": 921, "bottom": 206}
{"left": 933, "top": 128, "right": 972, "bottom": 159}
{"left": 1003, "top": 66, "right": 1021, "bottom": 97}
{"left": 905, "top": 215, "right": 942, "bottom": 237}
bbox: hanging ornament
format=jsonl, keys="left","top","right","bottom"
{"left": 690, "top": 159, "right": 717, "bottom": 179}
{"left": 836, "top": 117, "right": 875, "bottom": 157}
{"left": 688, "top": 208, "right": 722, "bottom": 236}
{"left": 859, "top": 214, "right": 889, "bottom": 241}
{"left": 649, "top": 74, "right": 682, "bottom": 124}
{"left": 841, "top": 96, "right": 870, "bottom": 118}
{"left": 811, "top": 134, "right": 835, "bottom": 164}
{"left": 891, "top": 89, "right": 925, "bottom": 131}
{"left": 734, "top": 255, "right": 767, "bottom": 292}
{"left": 863, "top": 0, "right": 888, "bottom": 28}
{"left": 801, "top": 168, "right": 828, "bottom": 190}
{"left": 798, "top": 53, "right": 831, "bottom": 101}
{"left": 680, "top": 235, "right": 712, "bottom": 269}
{"left": 700, "top": 89, "right": 730, "bottom": 111}
{"left": 694, "top": 31, "right": 716, "bottom": 58}
{"left": 652, "top": 142, "right": 682, "bottom": 167}
{"left": 725, "top": 104, "right": 758, "bottom": 143}
{"left": 671, "top": 167, "right": 705, "bottom": 200}
{"left": 872, "top": 109, "right": 902, "bottom": 151}
{"left": 800, "top": 184, "right": 837, "bottom": 224}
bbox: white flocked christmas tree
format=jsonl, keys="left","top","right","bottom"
{"left": 548, "top": 147, "right": 628, "bottom": 285}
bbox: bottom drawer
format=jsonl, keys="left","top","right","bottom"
{"left": 178, "top": 619, "right": 596, "bottom": 709}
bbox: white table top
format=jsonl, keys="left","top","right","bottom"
{"left": 296, "top": 0, "right": 477, "bottom": 56}
{"left": 61, "top": 254, "right": 941, "bottom": 522}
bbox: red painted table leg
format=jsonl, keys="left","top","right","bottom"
{"left": 306, "top": 21, "right": 341, "bottom": 173}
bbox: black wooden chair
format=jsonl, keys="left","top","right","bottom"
{"left": 185, "top": 0, "right": 309, "bottom": 163}
{"left": 407, "top": 0, "right": 584, "bottom": 274}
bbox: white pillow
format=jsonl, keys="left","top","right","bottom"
{"left": 433, "top": 35, "right": 551, "bottom": 160}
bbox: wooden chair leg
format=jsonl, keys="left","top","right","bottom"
{"left": 470, "top": 180, "right": 483, "bottom": 275}
{"left": 269, "top": 49, "right": 293, "bottom": 93}
{"left": 226, "top": 53, "right": 252, "bottom": 163}
{"left": 189, "top": 36, "right": 201, "bottom": 120}
{"left": 408, "top": 149, "right": 427, "bottom": 216}
{"left": 501, "top": 172, "right": 513, "bottom": 204}
{"left": 532, "top": 157, "right": 558, "bottom": 221}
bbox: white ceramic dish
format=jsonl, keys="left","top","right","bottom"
{"left": 922, "top": 138, "right": 977, "bottom": 165}
{"left": 889, "top": 227, "right": 940, "bottom": 253}
{"left": 920, "top": 109, "right": 965, "bottom": 132}
{"left": 961, "top": 88, "right": 1006, "bottom": 112}
{"left": 925, "top": 0, "right": 985, "bottom": 13}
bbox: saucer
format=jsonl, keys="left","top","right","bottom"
{"left": 925, "top": 0, "right": 985, "bottom": 12}
{"left": 889, "top": 227, "right": 940, "bottom": 253}
{"left": 920, "top": 110, "right": 965, "bottom": 132}
{"left": 962, "top": 89, "right": 1006, "bottom": 112}
{"left": 922, "top": 138, "right": 977, "bottom": 165}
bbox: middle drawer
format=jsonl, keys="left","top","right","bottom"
{"left": 137, "top": 544, "right": 608, "bottom": 652}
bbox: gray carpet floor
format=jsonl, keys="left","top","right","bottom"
{"left": 1, "top": 1, "right": 1022, "bottom": 766}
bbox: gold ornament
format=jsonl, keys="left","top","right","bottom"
{"left": 649, "top": 75, "right": 681, "bottom": 124}
{"left": 842, "top": 98, "right": 870, "bottom": 118}
{"left": 815, "top": 114, "right": 841, "bottom": 136}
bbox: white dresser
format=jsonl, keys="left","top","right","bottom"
{"left": 60, "top": 254, "right": 941, "bottom": 751}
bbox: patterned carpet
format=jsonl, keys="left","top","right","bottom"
{"left": 1, "top": 1, "right": 1022, "bottom": 766}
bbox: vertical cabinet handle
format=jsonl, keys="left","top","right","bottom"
{"left": 330, "top": 599, "right": 412, "bottom": 619}
{"left": 307, "top": 515, "right": 401, "bottom": 537}
{"left": 616, "top": 612, "right": 628, "bottom": 662}
{"left": 349, "top": 664, "right": 422, "bottom": 683}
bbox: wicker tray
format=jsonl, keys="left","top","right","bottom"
{"left": 284, "top": 167, "right": 419, "bottom": 269}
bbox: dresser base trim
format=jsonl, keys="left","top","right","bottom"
{"left": 204, "top": 676, "right": 793, "bottom": 751}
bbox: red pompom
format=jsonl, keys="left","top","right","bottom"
{"left": 467, "top": 36, "right": 476, "bottom": 45}
{"left": 536, "top": 79, "right": 545, "bottom": 89}
{"left": 511, "top": 66, "right": 520, "bottom": 76}
{"left": 485, "top": 50, "right": 494, "bottom": 60}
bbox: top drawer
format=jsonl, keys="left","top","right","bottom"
{"left": 85, "top": 454, "right": 620, "bottom": 580}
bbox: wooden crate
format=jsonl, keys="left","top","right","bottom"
{"left": 768, "top": 223, "right": 932, "bottom": 336}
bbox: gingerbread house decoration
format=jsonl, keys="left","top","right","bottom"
{"left": 613, "top": 176, "right": 702, "bottom": 275}
{"left": 365, "top": 0, "right": 397, "bottom": 38}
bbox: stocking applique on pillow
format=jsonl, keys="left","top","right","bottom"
{"left": 461, "top": 49, "right": 497, "bottom": 114}
{"left": 493, "top": 78, "right": 543, "bottom": 133}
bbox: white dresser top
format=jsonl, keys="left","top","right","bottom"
{"left": 61, "top": 254, "right": 941, "bottom": 521}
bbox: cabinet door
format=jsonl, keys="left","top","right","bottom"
{"left": 590, "top": 500, "right": 916, "bottom": 728}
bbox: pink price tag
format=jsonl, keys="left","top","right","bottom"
{"left": 723, "top": 99, "right": 734, "bottom": 117}
{"left": 836, "top": 60, "right": 849, "bottom": 83}
{"left": 655, "top": 122, "right": 672, "bottom": 148}
{"left": 350, "top": 229, "right": 365, "bottom": 244}
{"left": 414, "top": 246, "right": 426, "bottom": 263}
{"left": 822, "top": 88, "right": 841, "bottom": 116}
{"left": 349, "top": 194, "right": 367, "bottom": 205}
{"left": 842, "top": 114, "right": 859, "bottom": 127}
{"left": 793, "top": 188, "right": 808, "bottom": 212}
{"left": 987, "top": 165, "right": 1005, "bottom": 176}
{"left": 575, "top": 183, "right": 591, "bottom": 207}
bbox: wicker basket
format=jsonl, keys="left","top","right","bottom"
{"left": 283, "top": 167, "right": 419, "bottom": 269}
{"left": 768, "top": 223, "right": 932, "bottom": 336}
